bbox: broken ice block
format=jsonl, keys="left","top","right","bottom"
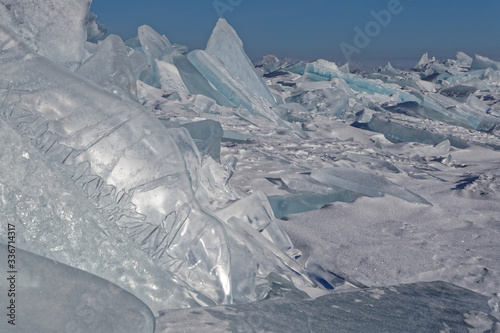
{"left": 216, "top": 191, "right": 294, "bottom": 251}
{"left": 0, "top": 245, "right": 155, "bottom": 333}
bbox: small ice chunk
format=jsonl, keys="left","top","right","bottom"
{"left": 0, "top": 245, "right": 155, "bottom": 333}
{"left": 86, "top": 12, "right": 107, "bottom": 43}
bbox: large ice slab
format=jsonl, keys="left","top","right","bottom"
{"left": 188, "top": 49, "right": 280, "bottom": 122}
{"left": 0, "top": 24, "right": 231, "bottom": 307}
{"left": 0, "top": 116, "right": 196, "bottom": 314}
{"left": 0, "top": 245, "right": 155, "bottom": 333}
{"left": 205, "top": 19, "right": 276, "bottom": 106}
{"left": 0, "top": 0, "right": 91, "bottom": 69}
{"left": 156, "top": 281, "right": 498, "bottom": 333}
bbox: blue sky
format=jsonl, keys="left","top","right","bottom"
{"left": 90, "top": 0, "right": 500, "bottom": 68}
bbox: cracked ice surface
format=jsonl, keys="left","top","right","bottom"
{"left": 0, "top": 24, "right": 232, "bottom": 310}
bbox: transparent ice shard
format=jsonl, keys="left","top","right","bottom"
{"left": 77, "top": 34, "right": 138, "bottom": 101}
{"left": 0, "top": 245, "right": 155, "bottom": 333}
{"left": 205, "top": 19, "right": 277, "bottom": 106}
{"left": 136, "top": 25, "right": 188, "bottom": 92}
{"left": 268, "top": 190, "right": 359, "bottom": 219}
{"left": 134, "top": 25, "right": 231, "bottom": 105}
{"left": 180, "top": 119, "right": 224, "bottom": 161}
{"left": 216, "top": 191, "right": 294, "bottom": 252}
{"left": 286, "top": 88, "right": 349, "bottom": 117}
{"left": 188, "top": 49, "right": 279, "bottom": 121}
{"left": 310, "top": 168, "right": 431, "bottom": 205}
{"left": 224, "top": 217, "right": 314, "bottom": 303}
{"left": 0, "top": 0, "right": 91, "bottom": 69}
{"left": 0, "top": 25, "right": 231, "bottom": 307}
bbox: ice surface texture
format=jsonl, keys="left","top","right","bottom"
{"left": 0, "top": 24, "right": 231, "bottom": 308}
{"left": 156, "top": 281, "right": 498, "bottom": 333}
{"left": 0, "top": 116, "right": 202, "bottom": 314}
{"left": 0, "top": 22, "right": 316, "bottom": 311}
{"left": 0, "top": 0, "right": 91, "bottom": 69}
{"left": 0, "top": 245, "right": 155, "bottom": 333}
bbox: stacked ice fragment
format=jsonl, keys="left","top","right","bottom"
{"left": 0, "top": 0, "right": 316, "bottom": 323}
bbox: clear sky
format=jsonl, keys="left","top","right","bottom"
{"left": 90, "top": 0, "right": 500, "bottom": 68}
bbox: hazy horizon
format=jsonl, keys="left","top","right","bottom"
{"left": 90, "top": 0, "right": 500, "bottom": 68}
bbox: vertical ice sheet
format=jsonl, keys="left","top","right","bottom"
{"left": 205, "top": 19, "right": 276, "bottom": 106}
{"left": 77, "top": 34, "right": 138, "bottom": 101}
{"left": 0, "top": 245, "right": 156, "bottom": 333}
{"left": 0, "top": 24, "right": 232, "bottom": 307}
{"left": 135, "top": 25, "right": 231, "bottom": 106}
{"left": 0, "top": 0, "right": 91, "bottom": 69}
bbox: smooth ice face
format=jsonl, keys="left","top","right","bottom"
{"left": 0, "top": 25, "right": 231, "bottom": 307}
{"left": 155, "top": 282, "right": 497, "bottom": 333}
{"left": 180, "top": 119, "right": 224, "bottom": 161}
{"left": 0, "top": 0, "right": 90, "bottom": 69}
{"left": 205, "top": 19, "right": 276, "bottom": 106}
{"left": 0, "top": 245, "right": 156, "bottom": 333}
{"left": 310, "top": 168, "right": 431, "bottom": 205}
{"left": 188, "top": 49, "right": 279, "bottom": 122}
{"left": 77, "top": 34, "right": 138, "bottom": 101}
